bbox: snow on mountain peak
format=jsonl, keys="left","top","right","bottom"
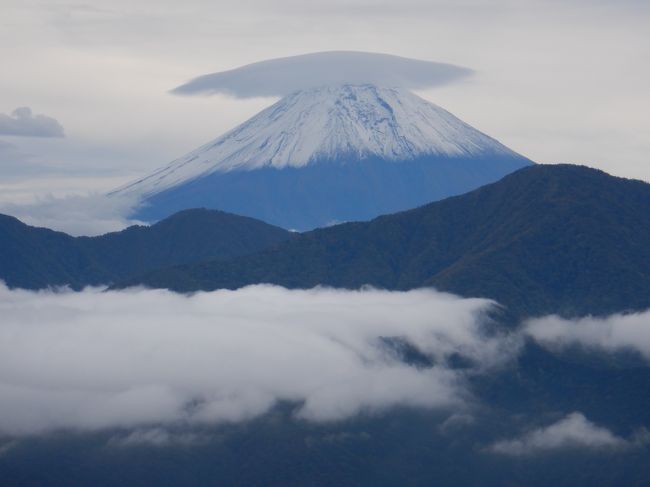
{"left": 116, "top": 84, "right": 517, "bottom": 197}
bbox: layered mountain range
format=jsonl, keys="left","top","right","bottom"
{"left": 5, "top": 164, "right": 650, "bottom": 318}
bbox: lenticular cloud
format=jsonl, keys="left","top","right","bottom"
{"left": 0, "top": 284, "right": 504, "bottom": 437}
{"left": 171, "top": 51, "right": 473, "bottom": 98}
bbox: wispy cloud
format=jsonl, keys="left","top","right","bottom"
{"left": 107, "top": 427, "right": 210, "bottom": 448}
{"left": 488, "top": 412, "right": 628, "bottom": 455}
{"left": 0, "top": 107, "right": 64, "bottom": 138}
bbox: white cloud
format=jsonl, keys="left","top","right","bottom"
{"left": 438, "top": 412, "right": 475, "bottom": 433}
{"left": 171, "top": 51, "right": 472, "bottom": 98}
{"left": 0, "top": 284, "right": 511, "bottom": 437}
{"left": 489, "top": 412, "right": 627, "bottom": 455}
{"left": 107, "top": 428, "right": 210, "bottom": 448}
{"left": 526, "top": 311, "right": 650, "bottom": 359}
{"left": 0, "top": 107, "right": 64, "bottom": 138}
{"left": 0, "top": 192, "right": 144, "bottom": 236}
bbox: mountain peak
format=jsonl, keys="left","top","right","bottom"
{"left": 116, "top": 84, "right": 522, "bottom": 199}
{"left": 114, "top": 82, "right": 531, "bottom": 229}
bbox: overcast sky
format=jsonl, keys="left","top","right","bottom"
{"left": 0, "top": 0, "right": 648, "bottom": 202}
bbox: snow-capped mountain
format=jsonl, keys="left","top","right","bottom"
{"left": 117, "top": 85, "right": 519, "bottom": 197}
{"left": 115, "top": 84, "right": 532, "bottom": 229}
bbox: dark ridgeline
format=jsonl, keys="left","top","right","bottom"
{"left": 119, "top": 164, "right": 650, "bottom": 318}
{"left": 0, "top": 208, "right": 292, "bottom": 289}
{"left": 2, "top": 164, "right": 649, "bottom": 317}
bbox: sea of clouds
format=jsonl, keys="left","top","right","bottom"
{"left": 1, "top": 283, "right": 649, "bottom": 454}
{"left": 0, "top": 285, "right": 510, "bottom": 436}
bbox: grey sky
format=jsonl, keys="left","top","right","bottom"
{"left": 0, "top": 0, "right": 648, "bottom": 203}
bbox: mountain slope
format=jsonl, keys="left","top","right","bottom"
{"left": 0, "top": 214, "right": 101, "bottom": 289}
{"left": 118, "top": 85, "right": 520, "bottom": 192}
{"left": 114, "top": 84, "right": 532, "bottom": 229}
{"left": 0, "top": 209, "right": 292, "bottom": 289}
{"left": 122, "top": 165, "right": 650, "bottom": 317}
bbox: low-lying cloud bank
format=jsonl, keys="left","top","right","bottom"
{"left": 526, "top": 311, "right": 650, "bottom": 360}
{"left": 1, "top": 283, "right": 649, "bottom": 445}
{"left": 0, "top": 193, "right": 144, "bottom": 236}
{"left": 0, "top": 284, "right": 511, "bottom": 437}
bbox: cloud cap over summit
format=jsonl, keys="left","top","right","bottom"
{"left": 171, "top": 51, "right": 473, "bottom": 98}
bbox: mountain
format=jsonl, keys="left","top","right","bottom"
{"left": 4, "top": 165, "right": 650, "bottom": 486}
{"left": 0, "top": 209, "right": 292, "bottom": 289}
{"left": 6, "top": 164, "right": 648, "bottom": 317}
{"left": 114, "top": 84, "right": 532, "bottom": 229}
{"left": 121, "top": 164, "right": 650, "bottom": 318}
